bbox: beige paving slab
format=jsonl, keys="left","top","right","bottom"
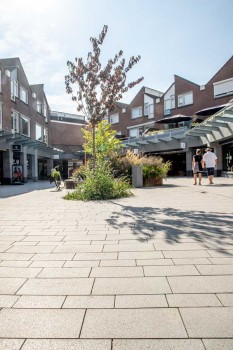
{"left": 208, "top": 250, "right": 233, "bottom": 257}
{"left": 74, "top": 252, "right": 117, "bottom": 260}
{"left": 100, "top": 260, "right": 136, "bottom": 267}
{"left": 63, "top": 295, "right": 114, "bottom": 308}
{"left": 64, "top": 235, "right": 106, "bottom": 241}
{"left": 90, "top": 267, "right": 143, "bottom": 278}
{"left": 163, "top": 250, "right": 210, "bottom": 258}
{"left": 113, "top": 339, "right": 205, "bottom": 350}
{"left": 144, "top": 265, "right": 199, "bottom": 276}
{"left": 103, "top": 244, "right": 155, "bottom": 252}
{"left": 173, "top": 258, "right": 211, "bottom": 265}
{"left": 0, "top": 295, "right": 19, "bottom": 307}
{"left": 7, "top": 245, "right": 55, "bottom": 253}
{"left": 153, "top": 242, "right": 206, "bottom": 250}
{"left": 0, "top": 309, "right": 85, "bottom": 338}
{"left": 21, "top": 339, "right": 111, "bottom": 350}
{"left": 53, "top": 244, "right": 103, "bottom": 253}
{"left": 180, "top": 307, "right": 233, "bottom": 337}
{"left": 38, "top": 267, "right": 90, "bottom": 278}
{"left": 118, "top": 252, "right": 163, "bottom": 259}
{"left": 0, "top": 260, "right": 32, "bottom": 267}
{"left": 168, "top": 275, "right": 233, "bottom": 293}
{"left": 0, "top": 339, "right": 25, "bottom": 350}
{"left": 136, "top": 258, "right": 173, "bottom": 266}
{"left": 0, "top": 267, "right": 41, "bottom": 278}
{"left": 64, "top": 260, "right": 99, "bottom": 267}
{"left": 0, "top": 235, "right": 25, "bottom": 241}
{"left": 167, "top": 293, "right": 221, "bottom": 307}
{"left": 217, "top": 293, "right": 233, "bottom": 306}
{"left": 0, "top": 253, "right": 33, "bottom": 260}
{"left": 13, "top": 295, "right": 65, "bottom": 308}
{"left": 81, "top": 308, "right": 187, "bottom": 338}
{"left": 196, "top": 264, "right": 233, "bottom": 275}
{"left": 23, "top": 235, "right": 65, "bottom": 241}
{"left": 0, "top": 278, "right": 26, "bottom": 294}
{"left": 31, "top": 253, "right": 74, "bottom": 260}
{"left": 203, "top": 339, "right": 233, "bottom": 350}
{"left": 115, "top": 294, "right": 167, "bottom": 308}
{"left": 117, "top": 239, "right": 149, "bottom": 244}
{"left": 29, "top": 261, "right": 65, "bottom": 267}
{"left": 17, "top": 278, "right": 94, "bottom": 295}
{"left": 92, "top": 277, "right": 171, "bottom": 295}
{"left": 13, "top": 241, "right": 38, "bottom": 246}
{"left": 209, "top": 257, "right": 233, "bottom": 264}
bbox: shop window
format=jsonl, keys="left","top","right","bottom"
{"left": 0, "top": 103, "right": 2, "bottom": 130}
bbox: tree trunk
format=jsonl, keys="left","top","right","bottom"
{"left": 92, "top": 123, "right": 96, "bottom": 170}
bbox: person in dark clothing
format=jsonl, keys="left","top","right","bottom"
{"left": 192, "top": 149, "right": 204, "bottom": 185}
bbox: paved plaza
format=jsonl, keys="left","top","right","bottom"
{"left": 0, "top": 177, "right": 233, "bottom": 349}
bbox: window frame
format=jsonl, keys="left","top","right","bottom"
{"left": 131, "top": 106, "right": 142, "bottom": 119}
{"left": 11, "top": 110, "right": 19, "bottom": 133}
{"left": 35, "top": 123, "right": 43, "bottom": 142}
{"left": 20, "top": 86, "right": 28, "bottom": 104}
{"left": 20, "top": 114, "right": 30, "bottom": 137}
{"left": 110, "top": 113, "right": 119, "bottom": 124}
{"left": 177, "top": 91, "right": 193, "bottom": 107}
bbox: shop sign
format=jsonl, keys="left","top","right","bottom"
{"left": 180, "top": 142, "right": 186, "bottom": 149}
{"left": 12, "top": 145, "right": 21, "bottom": 152}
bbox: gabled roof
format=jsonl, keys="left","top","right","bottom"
{"left": 174, "top": 74, "right": 200, "bottom": 87}
{"left": 206, "top": 55, "right": 233, "bottom": 85}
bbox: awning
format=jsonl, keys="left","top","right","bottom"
{"left": 156, "top": 114, "right": 192, "bottom": 124}
{"left": 195, "top": 104, "right": 226, "bottom": 116}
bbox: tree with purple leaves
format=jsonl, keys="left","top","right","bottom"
{"left": 65, "top": 25, "right": 143, "bottom": 167}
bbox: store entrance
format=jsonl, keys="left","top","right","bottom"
{"left": 160, "top": 152, "right": 186, "bottom": 176}
{"left": 0, "top": 151, "right": 3, "bottom": 185}
{"left": 38, "top": 159, "right": 48, "bottom": 180}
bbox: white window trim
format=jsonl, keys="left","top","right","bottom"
{"left": 20, "top": 86, "right": 28, "bottom": 104}
{"left": 37, "top": 100, "right": 43, "bottom": 114}
{"left": 11, "top": 80, "right": 18, "bottom": 100}
{"left": 20, "top": 114, "right": 30, "bottom": 137}
{"left": 36, "top": 123, "right": 43, "bottom": 142}
{"left": 213, "top": 77, "right": 233, "bottom": 98}
{"left": 110, "top": 113, "right": 119, "bottom": 124}
{"left": 131, "top": 106, "right": 142, "bottom": 119}
{"left": 11, "top": 110, "right": 19, "bottom": 133}
{"left": 177, "top": 91, "right": 193, "bottom": 107}
{"left": 44, "top": 127, "right": 48, "bottom": 144}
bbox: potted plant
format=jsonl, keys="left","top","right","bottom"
{"left": 141, "top": 156, "right": 171, "bottom": 186}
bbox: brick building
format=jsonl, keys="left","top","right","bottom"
{"left": 109, "top": 56, "right": 233, "bottom": 176}
{"left": 0, "top": 57, "right": 57, "bottom": 184}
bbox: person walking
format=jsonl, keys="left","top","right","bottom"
{"left": 203, "top": 148, "right": 217, "bottom": 185}
{"left": 192, "top": 149, "right": 203, "bottom": 185}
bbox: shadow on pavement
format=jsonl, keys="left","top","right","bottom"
{"left": 106, "top": 201, "right": 233, "bottom": 255}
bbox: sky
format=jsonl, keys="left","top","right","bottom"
{"left": 0, "top": 0, "right": 232, "bottom": 115}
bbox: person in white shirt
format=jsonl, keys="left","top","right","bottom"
{"left": 203, "top": 148, "right": 217, "bottom": 185}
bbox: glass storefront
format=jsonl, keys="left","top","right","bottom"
{"left": 222, "top": 141, "right": 233, "bottom": 172}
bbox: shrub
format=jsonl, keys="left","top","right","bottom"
{"left": 64, "top": 161, "right": 132, "bottom": 201}
{"left": 141, "top": 156, "right": 171, "bottom": 179}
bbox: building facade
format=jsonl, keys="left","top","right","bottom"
{"left": 109, "top": 56, "right": 233, "bottom": 177}
{"left": 0, "top": 57, "right": 56, "bottom": 184}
